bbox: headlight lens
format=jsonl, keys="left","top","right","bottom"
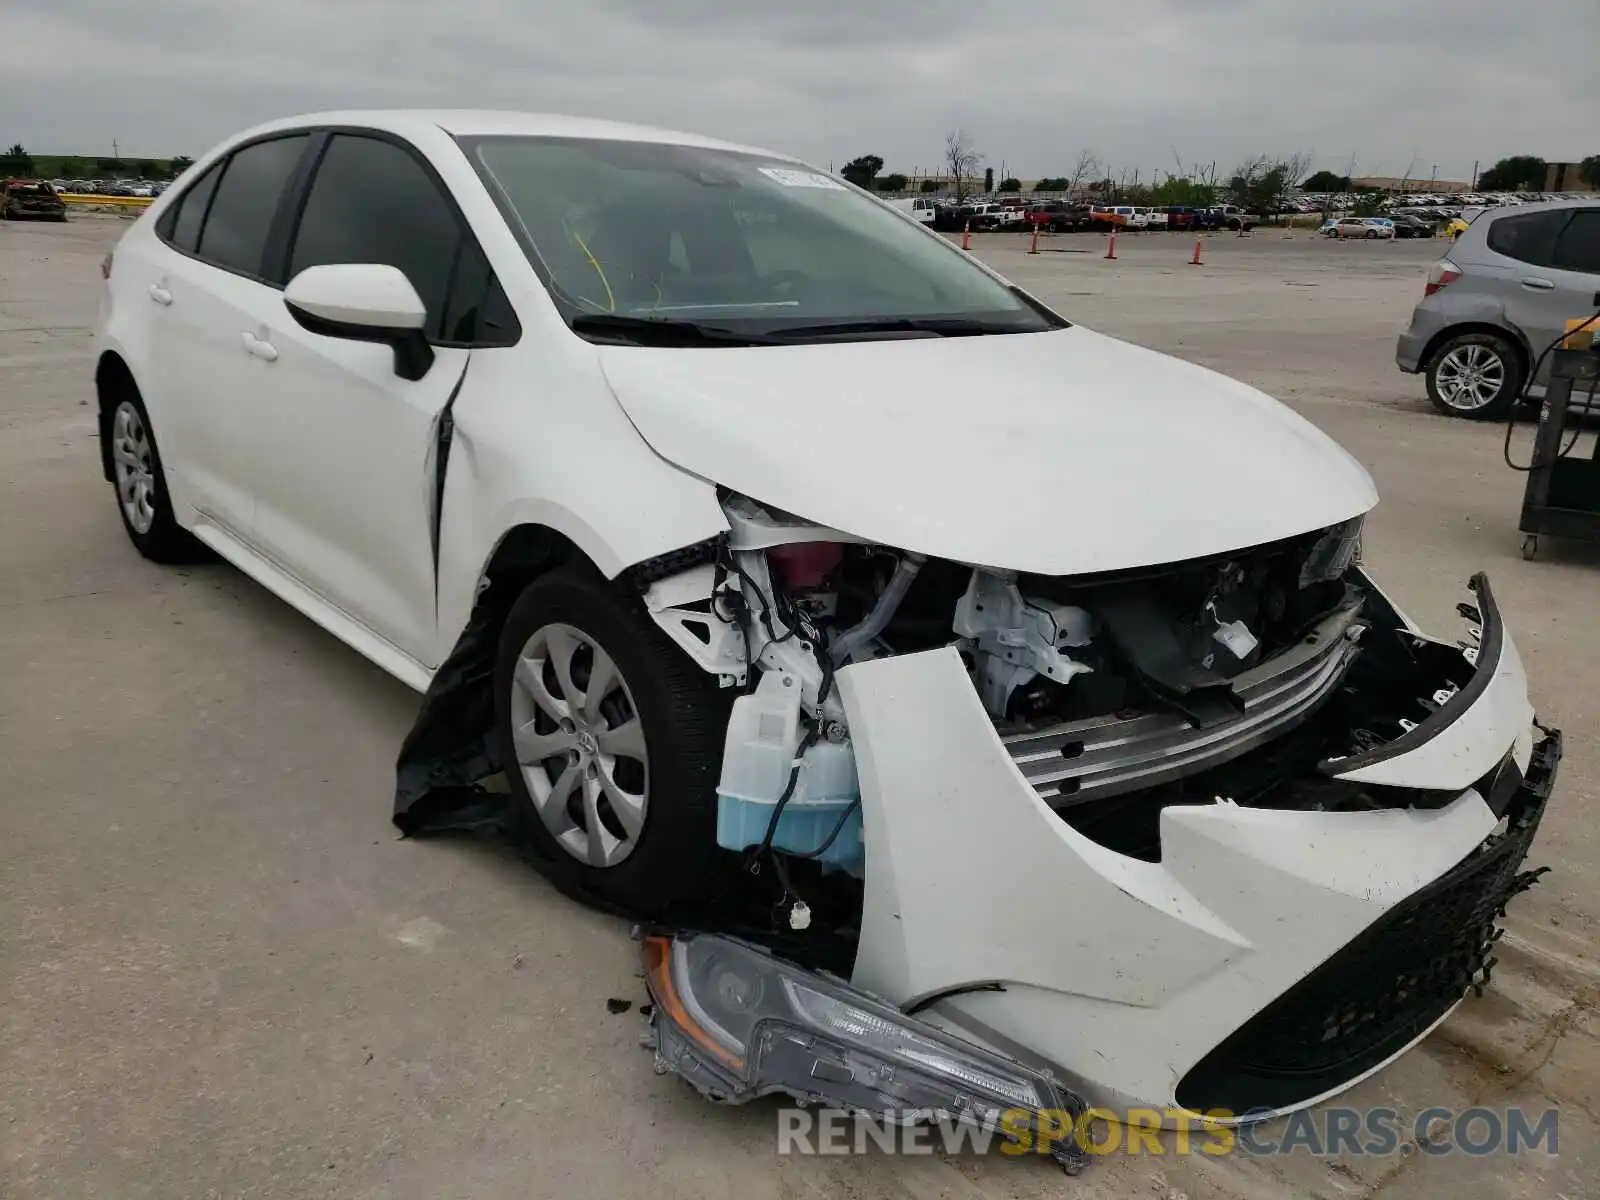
{"left": 780, "top": 980, "right": 1044, "bottom": 1107}
{"left": 643, "top": 932, "right": 1087, "bottom": 1170}
{"left": 1301, "top": 515, "right": 1365, "bottom": 587}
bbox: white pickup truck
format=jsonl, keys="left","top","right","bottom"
{"left": 887, "top": 196, "right": 937, "bottom": 226}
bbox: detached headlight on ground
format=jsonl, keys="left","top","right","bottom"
{"left": 642, "top": 932, "right": 1089, "bottom": 1172}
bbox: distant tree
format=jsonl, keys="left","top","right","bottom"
{"left": 1228, "top": 155, "right": 1269, "bottom": 206}
{"left": 135, "top": 159, "right": 158, "bottom": 178}
{"left": 1152, "top": 177, "right": 1216, "bottom": 207}
{"left": 943, "top": 129, "right": 982, "bottom": 201}
{"left": 919, "top": 179, "right": 941, "bottom": 193}
{"left": 1067, "top": 150, "right": 1102, "bottom": 197}
{"left": 1477, "top": 155, "right": 1546, "bottom": 192}
{"left": 983, "top": 167, "right": 994, "bottom": 193}
{"left": 1228, "top": 155, "right": 1301, "bottom": 218}
{"left": 1279, "top": 152, "right": 1313, "bottom": 203}
{"left": 839, "top": 154, "right": 883, "bottom": 190}
{"left": 878, "top": 172, "right": 908, "bottom": 193}
{"left": 997, "top": 177, "right": 1021, "bottom": 193}
{"left": 96, "top": 157, "right": 127, "bottom": 175}
{"left": 1352, "top": 189, "right": 1386, "bottom": 217}
{"left": 1302, "top": 169, "right": 1351, "bottom": 192}
{"left": 168, "top": 155, "right": 194, "bottom": 177}
{"left": 57, "top": 158, "right": 85, "bottom": 177}
{"left": 1, "top": 142, "right": 34, "bottom": 175}
{"left": 1033, "top": 177, "right": 1068, "bottom": 192}
{"left": 1578, "top": 156, "right": 1600, "bottom": 189}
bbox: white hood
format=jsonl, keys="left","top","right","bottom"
{"left": 599, "top": 326, "right": 1377, "bottom": 575}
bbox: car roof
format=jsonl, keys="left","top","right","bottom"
{"left": 223, "top": 109, "right": 789, "bottom": 162}
{"left": 1476, "top": 197, "right": 1597, "bottom": 219}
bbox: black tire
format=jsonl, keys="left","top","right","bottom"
{"left": 105, "top": 392, "right": 204, "bottom": 562}
{"left": 1425, "top": 331, "right": 1525, "bottom": 420}
{"left": 493, "top": 567, "right": 730, "bottom": 914}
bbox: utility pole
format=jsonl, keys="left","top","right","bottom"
{"left": 1471, "top": 160, "right": 1479, "bottom": 189}
{"left": 112, "top": 138, "right": 119, "bottom": 159}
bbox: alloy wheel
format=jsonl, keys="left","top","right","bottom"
{"left": 508, "top": 622, "right": 649, "bottom": 868}
{"left": 111, "top": 401, "right": 156, "bottom": 534}
{"left": 1434, "top": 344, "right": 1508, "bottom": 412}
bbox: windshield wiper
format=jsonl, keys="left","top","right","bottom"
{"left": 570, "top": 313, "right": 778, "bottom": 346}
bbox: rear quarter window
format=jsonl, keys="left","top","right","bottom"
{"left": 162, "top": 160, "right": 225, "bottom": 253}
{"left": 1551, "top": 210, "right": 1600, "bottom": 275}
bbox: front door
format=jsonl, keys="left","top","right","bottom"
{"left": 242, "top": 131, "right": 497, "bottom": 666}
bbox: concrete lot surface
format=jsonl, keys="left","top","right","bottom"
{"left": 3, "top": 217, "right": 1597, "bottom": 1199}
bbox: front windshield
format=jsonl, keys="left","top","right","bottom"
{"left": 461, "top": 135, "right": 1061, "bottom": 343}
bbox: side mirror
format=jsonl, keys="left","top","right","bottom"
{"left": 283, "top": 263, "right": 435, "bottom": 381}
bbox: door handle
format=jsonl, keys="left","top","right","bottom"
{"left": 1520, "top": 277, "right": 1555, "bottom": 291}
{"left": 147, "top": 284, "right": 173, "bottom": 306}
{"left": 241, "top": 331, "right": 279, "bottom": 362}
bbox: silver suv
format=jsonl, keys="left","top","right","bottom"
{"left": 1396, "top": 200, "right": 1600, "bottom": 418}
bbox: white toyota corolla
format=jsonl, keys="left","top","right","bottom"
{"left": 95, "top": 110, "right": 1558, "bottom": 1143}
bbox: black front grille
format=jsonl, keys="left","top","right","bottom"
{"left": 1176, "top": 730, "right": 1560, "bottom": 1115}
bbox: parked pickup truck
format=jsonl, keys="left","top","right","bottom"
{"left": 1026, "top": 201, "right": 1094, "bottom": 232}
{"left": 1092, "top": 205, "right": 1150, "bottom": 230}
{"left": 1205, "top": 204, "right": 1258, "bottom": 231}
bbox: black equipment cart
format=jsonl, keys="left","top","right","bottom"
{"left": 1519, "top": 345, "right": 1600, "bottom": 561}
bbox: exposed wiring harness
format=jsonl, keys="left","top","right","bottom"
{"left": 1503, "top": 308, "right": 1600, "bottom": 472}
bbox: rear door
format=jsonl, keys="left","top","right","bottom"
{"left": 144, "top": 134, "right": 313, "bottom": 535}
{"left": 1474, "top": 207, "right": 1595, "bottom": 384}
{"left": 243, "top": 130, "right": 516, "bottom": 665}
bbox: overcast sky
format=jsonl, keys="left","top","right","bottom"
{"left": 4, "top": 0, "right": 1595, "bottom": 181}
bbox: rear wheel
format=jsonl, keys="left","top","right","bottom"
{"left": 107, "top": 394, "right": 203, "bottom": 562}
{"left": 1426, "top": 332, "right": 1525, "bottom": 419}
{"left": 493, "top": 568, "right": 729, "bottom": 913}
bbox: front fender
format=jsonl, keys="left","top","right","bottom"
{"left": 432, "top": 342, "right": 729, "bottom": 663}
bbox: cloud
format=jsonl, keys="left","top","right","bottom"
{"left": 3, "top": 0, "right": 1595, "bottom": 180}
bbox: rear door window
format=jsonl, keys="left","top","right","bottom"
{"left": 195, "top": 135, "right": 310, "bottom": 279}
{"left": 1550, "top": 210, "right": 1600, "bottom": 275}
{"left": 1485, "top": 209, "right": 1571, "bottom": 267}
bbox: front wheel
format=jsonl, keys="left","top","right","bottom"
{"left": 1426, "top": 332, "right": 1525, "bottom": 419}
{"left": 493, "top": 568, "right": 730, "bottom": 913}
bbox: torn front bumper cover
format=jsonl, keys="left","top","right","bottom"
{"left": 641, "top": 932, "right": 1092, "bottom": 1173}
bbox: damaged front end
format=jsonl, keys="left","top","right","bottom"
{"left": 397, "top": 488, "right": 1558, "bottom": 1140}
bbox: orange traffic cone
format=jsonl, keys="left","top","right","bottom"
{"left": 1189, "top": 236, "right": 1203, "bottom": 266}
{"left": 1104, "top": 230, "right": 1117, "bottom": 260}
{"left": 961, "top": 221, "right": 971, "bottom": 251}
{"left": 1028, "top": 224, "right": 1040, "bottom": 254}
